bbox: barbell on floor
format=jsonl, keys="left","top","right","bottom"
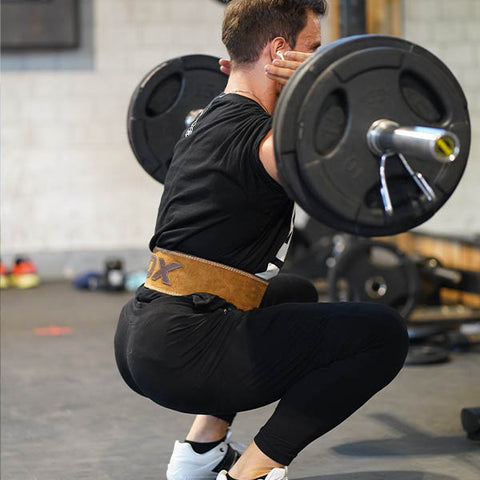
{"left": 127, "top": 34, "right": 471, "bottom": 238}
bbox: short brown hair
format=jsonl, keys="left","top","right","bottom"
{"left": 222, "top": 0, "right": 327, "bottom": 64}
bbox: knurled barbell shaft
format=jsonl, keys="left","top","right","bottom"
{"left": 367, "top": 119, "right": 460, "bottom": 163}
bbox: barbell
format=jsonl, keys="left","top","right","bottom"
{"left": 127, "top": 34, "right": 471, "bottom": 238}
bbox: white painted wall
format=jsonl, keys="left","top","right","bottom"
{"left": 1, "top": 0, "right": 479, "bottom": 265}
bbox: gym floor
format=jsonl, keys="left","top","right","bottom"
{"left": 1, "top": 282, "right": 479, "bottom": 480}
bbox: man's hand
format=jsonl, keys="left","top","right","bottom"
{"left": 265, "top": 51, "right": 311, "bottom": 86}
{"left": 220, "top": 51, "right": 311, "bottom": 81}
{"left": 219, "top": 58, "right": 231, "bottom": 76}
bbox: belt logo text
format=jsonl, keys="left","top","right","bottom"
{"left": 147, "top": 254, "right": 183, "bottom": 286}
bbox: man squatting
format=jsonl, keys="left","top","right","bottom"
{"left": 114, "top": 1, "right": 409, "bottom": 479}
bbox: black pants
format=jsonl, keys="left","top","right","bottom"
{"left": 114, "top": 274, "right": 408, "bottom": 465}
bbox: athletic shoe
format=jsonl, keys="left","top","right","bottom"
{"left": 0, "top": 262, "right": 9, "bottom": 289}
{"left": 166, "top": 436, "right": 243, "bottom": 480}
{"left": 216, "top": 467, "right": 288, "bottom": 480}
{"left": 9, "top": 257, "right": 40, "bottom": 289}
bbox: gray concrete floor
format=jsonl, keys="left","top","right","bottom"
{"left": 1, "top": 282, "right": 479, "bottom": 480}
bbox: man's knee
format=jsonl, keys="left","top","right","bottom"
{"left": 261, "top": 273, "right": 318, "bottom": 307}
{"left": 369, "top": 304, "right": 409, "bottom": 376}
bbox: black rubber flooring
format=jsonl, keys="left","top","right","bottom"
{"left": 1, "top": 282, "right": 479, "bottom": 479}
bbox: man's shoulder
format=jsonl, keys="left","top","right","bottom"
{"left": 212, "top": 93, "right": 270, "bottom": 117}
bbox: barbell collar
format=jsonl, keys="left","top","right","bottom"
{"left": 378, "top": 151, "right": 437, "bottom": 217}
{"left": 367, "top": 119, "right": 460, "bottom": 163}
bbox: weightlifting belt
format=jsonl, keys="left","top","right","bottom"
{"left": 144, "top": 248, "right": 268, "bottom": 311}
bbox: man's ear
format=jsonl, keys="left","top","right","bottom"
{"left": 270, "top": 37, "right": 289, "bottom": 61}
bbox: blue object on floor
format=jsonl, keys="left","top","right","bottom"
{"left": 73, "top": 271, "right": 103, "bottom": 290}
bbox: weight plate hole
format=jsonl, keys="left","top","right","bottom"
{"left": 146, "top": 73, "right": 183, "bottom": 117}
{"left": 368, "top": 246, "right": 401, "bottom": 267}
{"left": 315, "top": 89, "right": 348, "bottom": 155}
{"left": 400, "top": 71, "right": 445, "bottom": 124}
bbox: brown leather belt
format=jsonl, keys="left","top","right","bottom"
{"left": 144, "top": 248, "right": 268, "bottom": 311}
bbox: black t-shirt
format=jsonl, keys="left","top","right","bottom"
{"left": 149, "top": 94, "right": 294, "bottom": 279}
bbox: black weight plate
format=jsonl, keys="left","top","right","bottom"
{"left": 274, "top": 35, "right": 471, "bottom": 236}
{"left": 274, "top": 36, "right": 393, "bottom": 220}
{"left": 128, "top": 55, "right": 228, "bottom": 183}
{"left": 328, "top": 240, "right": 419, "bottom": 318}
{"left": 408, "top": 325, "right": 446, "bottom": 341}
{"left": 405, "top": 344, "right": 450, "bottom": 366}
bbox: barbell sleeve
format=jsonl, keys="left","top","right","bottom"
{"left": 367, "top": 119, "right": 460, "bottom": 163}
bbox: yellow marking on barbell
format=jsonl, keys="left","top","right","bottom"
{"left": 435, "top": 136, "right": 455, "bottom": 158}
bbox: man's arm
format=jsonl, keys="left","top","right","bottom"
{"left": 259, "top": 131, "right": 279, "bottom": 182}
{"left": 259, "top": 51, "right": 312, "bottom": 183}
{"left": 219, "top": 51, "right": 312, "bottom": 184}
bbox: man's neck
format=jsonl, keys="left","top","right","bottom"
{"left": 224, "top": 60, "right": 278, "bottom": 115}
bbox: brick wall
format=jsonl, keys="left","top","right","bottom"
{"left": 1, "top": 0, "right": 479, "bottom": 270}
{"left": 403, "top": 0, "right": 480, "bottom": 235}
{"left": 1, "top": 0, "right": 227, "bottom": 261}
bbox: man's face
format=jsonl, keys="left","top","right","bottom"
{"left": 293, "top": 10, "right": 322, "bottom": 53}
